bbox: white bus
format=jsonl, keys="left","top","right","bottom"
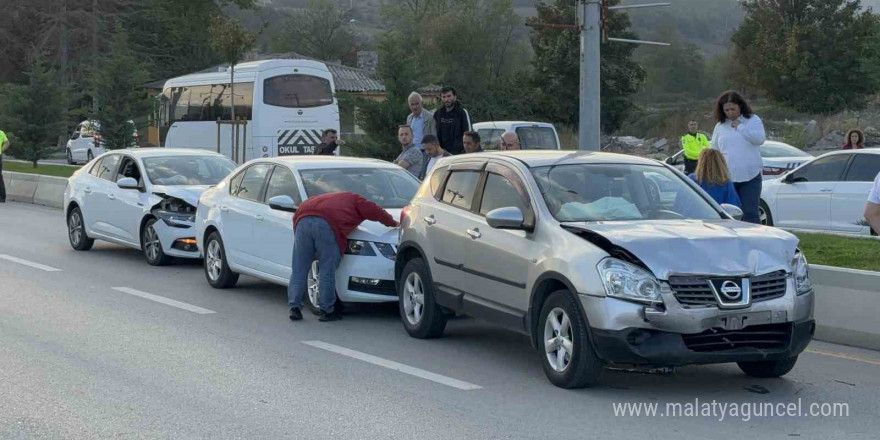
{"left": 158, "top": 59, "right": 340, "bottom": 161}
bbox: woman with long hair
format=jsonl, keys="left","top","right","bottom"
{"left": 841, "top": 129, "right": 865, "bottom": 150}
{"left": 710, "top": 90, "right": 766, "bottom": 223}
{"left": 691, "top": 149, "right": 741, "bottom": 207}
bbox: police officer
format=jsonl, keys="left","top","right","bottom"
{"left": 681, "top": 120, "right": 710, "bottom": 174}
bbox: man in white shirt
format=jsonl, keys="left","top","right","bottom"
{"left": 418, "top": 135, "right": 450, "bottom": 179}
{"left": 864, "top": 171, "right": 880, "bottom": 234}
{"left": 405, "top": 92, "right": 437, "bottom": 150}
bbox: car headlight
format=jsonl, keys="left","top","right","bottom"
{"left": 345, "top": 239, "right": 377, "bottom": 256}
{"left": 597, "top": 258, "right": 664, "bottom": 305}
{"left": 373, "top": 242, "right": 397, "bottom": 261}
{"left": 155, "top": 210, "right": 195, "bottom": 227}
{"left": 792, "top": 251, "right": 811, "bottom": 295}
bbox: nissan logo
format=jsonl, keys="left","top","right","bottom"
{"left": 297, "top": 110, "right": 304, "bottom": 116}
{"left": 720, "top": 280, "right": 742, "bottom": 300}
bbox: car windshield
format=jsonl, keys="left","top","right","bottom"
{"left": 516, "top": 126, "right": 558, "bottom": 149}
{"left": 761, "top": 142, "right": 812, "bottom": 158}
{"left": 531, "top": 163, "right": 722, "bottom": 222}
{"left": 299, "top": 167, "right": 420, "bottom": 208}
{"left": 143, "top": 155, "right": 235, "bottom": 186}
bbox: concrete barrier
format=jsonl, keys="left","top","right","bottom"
{"left": 33, "top": 175, "right": 68, "bottom": 209}
{"left": 811, "top": 265, "right": 880, "bottom": 351}
{"left": 3, "top": 171, "right": 39, "bottom": 204}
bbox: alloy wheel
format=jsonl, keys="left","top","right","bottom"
{"left": 543, "top": 307, "right": 574, "bottom": 373}
{"left": 144, "top": 224, "right": 161, "bottom": 262}
{"left": 403, "top": 272, "right": 425, "bottom": 325}
{"left": 69, "top": 212, "right": 83, "bottom": 246}
{"left": 308, "top": 261, "right": 320, "bottom": 308}
{"left": 205, "top": 239, "right": 223, "bottom": 281}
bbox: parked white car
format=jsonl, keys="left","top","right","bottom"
{"left": 473, "top": 121, "right": 561, "bottom": 150}
{"left": 760, "top": 149, "right": 880, "bottom": 235}
{"left": 195, "top": 156, "right": 420, "bottom": 314}
{"left": 666, "top": 140, "right": 813, "bottom": 179}
{"left": 64, "top": 149, "right": 236, "bottom": 265}
{"left": 66, "top": 120, "right": 138, "bottom": 165}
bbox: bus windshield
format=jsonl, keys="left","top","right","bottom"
{"left": 263, "top": 75, "right": 333, "bottom": 108}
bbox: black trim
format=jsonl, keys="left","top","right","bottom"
{"left": 348, "top": 278, "right": 396, "bottom": 296}
{"left": 433, "top": 282, "right": 527, "bottom": 333}
{"left": 434, "top": 257, "right": 526, "bottom": 289}
{"left": 528, "top": 272, "right": 584, "bottom": 346}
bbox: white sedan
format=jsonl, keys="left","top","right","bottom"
{"left": 195, "top": 156, "right": 420, "bottom": 314}
{"left": 64, "top": 149, "right": 236, "bottom": 264}
{"left": 666, "top": 140, "right": 813, "bottom": 179}
{"left": 760, "top": 149, "right": 880, "bottom": 235}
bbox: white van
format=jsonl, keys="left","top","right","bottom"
{"left": 158, "top": 59, "right": 340, "bottom": 162}
{"left": 472, "top": 121, "right": 561, "bottom": 151}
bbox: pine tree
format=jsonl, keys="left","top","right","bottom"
{"left": 89, "top": 29, "right": 151, "bottom": 151}
{"left": 5, "top": 58, "right": 67, "bottom": 167}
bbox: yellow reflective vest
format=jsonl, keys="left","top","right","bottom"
{"left": 681, "top": 132, "right": 710, "bottom": 160}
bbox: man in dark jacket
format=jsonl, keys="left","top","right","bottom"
{"left": 314, "top": 128, "right": 343, "bottom": 156}
{"left": 288, "top": 192, "right": 399, "bottom": 321}
{"left": 433, "top": 87, "right": 471, "bottom": 155}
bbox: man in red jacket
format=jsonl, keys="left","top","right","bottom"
{"left": 288, "top": 191, "right": 399, "bottom": 322}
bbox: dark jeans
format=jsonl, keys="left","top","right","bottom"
{"left": 287, "top": 216, "right": 342, "bottom": 314}
{"left": 0, "top": 155, "right": 6, "bottom": 201}
{"left": 684, "top": 158, "right": 698, "bottom": 174}
{"left": 733, "top": 173, "right": 763, "bottom": 224}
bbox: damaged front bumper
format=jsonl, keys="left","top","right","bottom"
{"left": 151, "top": 218, "right": 200, "bottom": 259}
{"left": 579, "top": 280, "right": 815, "bottom": 366}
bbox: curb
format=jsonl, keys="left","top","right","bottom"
{"left": 811, "top": 265, "right": 880, "bottom": 352}
{"left": 2, "top": 171, "right": 68, "bottom": 209}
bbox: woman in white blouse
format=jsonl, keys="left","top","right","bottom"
{"left": 710, "top": 91, "right": 766, "bottom": 224}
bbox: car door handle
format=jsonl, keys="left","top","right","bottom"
{"left": 254, "top": 214, "right": 264, "bottom": 221}
{"left": 107, "top": 194, "right": 115, "bottom": 200}
{"left": 220, "top": 205, "right": 229, "bottom": 212}
{"left": 423, "top": 216, "right": 436, "bottom": 226}
{"left": 83, "top": 187, "right": 92, "bottom": 194}
{"left": 466, "top": 228, "right": 481, "bottom": 240}
{"left": 820, "top": 188, "right": 833, "bottom": 192}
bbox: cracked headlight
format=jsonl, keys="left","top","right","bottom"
{"left": 155, "top": 210, "right": 195, "bottom": 227}
{"left": 792, "top": 251, "right": 811, "bottom": 295}
{"left": 597, "top": 258, "right": 663, "bottom": 305}
{"left": 373, "top": 242, "right": 397, "bottom": 261}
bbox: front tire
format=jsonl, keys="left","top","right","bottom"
{"left": 759, "top": 200, "right": 773, "bottom": 226}
{"left": 204, "top": 231, "right": 239, "bottom": 289}
{"left": 737, "top": 356, "right": 798, "bottom": 378}
{"left": 303, "top": 260, "right": 344, "bottom": 315}
{"left": 398, "top": 257, "right": 447, "bottom": 339}
{"left": 142, "top": 218, "right": 171, "bottom": 266}
{"left": 538, "top": 290, "right": 603, "bottom": 388}
{"left": 67, "top": 207, "right": 94, "bottom": 251}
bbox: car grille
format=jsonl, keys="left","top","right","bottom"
{"left": 750, "top": 271, "right": 787, "bottom": 302}
{"left": 682, "top": 323, "right": 792, "bottom": 352}
{"left": 668, "top": 277, "right": 716, "bottom": 306}
{"left": 670, "top": 271, "right": 788, "bottom": 306}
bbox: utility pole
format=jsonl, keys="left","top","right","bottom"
{"left": 579, "top": 1, "right": 602, "bottom": 151}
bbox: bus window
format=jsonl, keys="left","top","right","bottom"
{"left": 188, "top": 85, "right": 213, "bottom": 122}
{"left": 210, "top": 83, "right": 254, "bottom": 121}
{"left": 263, "top": 75, "right": 332, "bottom": 108}
{"left": 171, "top": 87, "right": 190, "bottom": 123}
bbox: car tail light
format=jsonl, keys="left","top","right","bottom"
{"left": 400, "top": 205, "right": 411, "bottom": 225}
{"left": 763, "top": 166, "right": 787, "bottom": 176}
{"left": 94, "top": 134, "right": 103, "bottom": 149}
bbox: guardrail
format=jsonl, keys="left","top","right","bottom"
{"left": 2, "top": 171, "right": 67, "bottom": 209}
{"left": 2, "top": 170, "right": 878, "bottom": 351}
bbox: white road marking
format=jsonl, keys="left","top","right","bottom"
{"left": 302, "top": 340, "right": 482, "bottom": 391}
{"left": 112, "top": 287, "right": 216, "bottom": 315}
{"left": 0, "top": 254, "right": 63, "bottom": 272}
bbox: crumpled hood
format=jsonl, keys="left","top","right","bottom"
{"left": 152, "top": 185, "right": 210, "bottom": 207}
{"left": 562, "top": 220, "right": 799, "bottom": 280}
{"left": 349, "top": 208, "right": 401, "bottom": 244}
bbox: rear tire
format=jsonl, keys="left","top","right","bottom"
{"left": 67, "top": 206, "right": 94, "bottom": 251}
{"left": 142, "top": 218, "right": 171, "bottom": 266}
{"left": 66, "top": 148, "right": 74, "bottom": 165}
{"left": 738, "top": 356, "right": 798, "bottom": 378}
{"left": 204, "top": 231, "right": 239, "bottom": 289}
{"left": 538, "top": 290, "right": 603, "bottom": 388}
{"left": 398, "top": 257, "right": 447, "bottom": 339}
{"left": 759, "top": 200, "right": 773, "bottom": 226}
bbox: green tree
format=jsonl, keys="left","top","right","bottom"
{"left": 4, "top": 58, "right": 67, "bottom": 167}
{"left": 732, "top": 0, "right": 878, "bottom": 113}
{"left": 529, "top": 0, "right": 646, "bottom": 133}
{"left": 209, "top": 15, "right": 258, "bottom": 138}
{"left": 89, "top": 29, "right": 151, "bottom": 151}
{"left": 638, "top": 25, "right": 710, "bottom": 101}
{"left": 273, "top": 0, "right": 360, "bottom": 65}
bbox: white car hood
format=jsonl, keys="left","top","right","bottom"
{"left": 562, "top": 220, "right": 799, "bottom": 279}
{"left": 152, "top": 185, "right": 211, "bottom": 206}
{"left": 348, "top": 208, "right": 401, "bottom": 244}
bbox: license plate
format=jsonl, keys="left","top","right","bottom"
{"left": 716, "top": 311, "right": 772, "bottom": 330}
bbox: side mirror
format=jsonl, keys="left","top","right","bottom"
{"left": 117, "top": 177, "right": 140, "bottom": 190}
{"left": 268, "top": 195, "right": 297, "bottom": 213}
{"left": 721, "top": 203, "right": 744, "bottom": 221}
{"left": 486, "top": 206, "right": 525, "bottom": 230}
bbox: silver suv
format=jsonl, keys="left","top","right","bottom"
{"left": 395, "top": 151, "right": 815, "bottom": 389}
